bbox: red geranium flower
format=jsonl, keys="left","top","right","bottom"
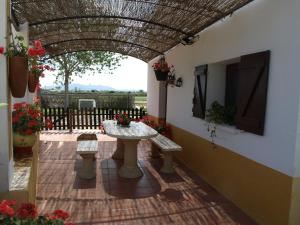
{"left": 37, "top": 48, "right": 46, "bottom": 56}
{"left": 28, "top": 47, "right": 38, "bottom": 57}
{"left": 34, "top": 40, "right": 42, "bottom": 49}
{"left": 25, "top": 129, "right": 33, "bottom": 135}
{"left": 0, "top": 202, "right": 15, "bottom": 217}
{"left": 1, "top": 200, "right": 16, "bottom": 206}
{"left": 0, "top": 47, "right": 4, "bottom": 55}
{"left": 0, "top": 200, "right": 15, "bottom": 217}
{"left": 45, "top": 118, "right": 53, "bottom": 129}
{"left": 52, "top": 209, "right": 70, "bottom": 220}
{"left": 17, "top": 203, "right": 38, "bottom": 219}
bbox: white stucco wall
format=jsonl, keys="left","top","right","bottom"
{"left": 0, "top": 7, "right": 33, "bottom": 191}
{"left": 0, "top": 0, "right": 12, "bottom": 192}
{"left": 148, "top": 0, "right": 300, "bottom": 177}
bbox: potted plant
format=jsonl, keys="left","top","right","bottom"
{"left": 28, "top": 40, "right": 48, "bottom": 92}
{"left": 152, "top": 57, "right": 172, "bottom": 81}
{"left": 28, "top": 64, "right": 51, "bottom": 93}
{"left": 206, "top": 101, "right": 236, "bottom": 147}
{"left": 0, "top": 199, "right": 74, "bottom": 225}
{"left": 140, "top": 116, "right": 171, "bottom": 138}
{"left": 12, "top": 102, "right": 52, "bottom": 155}
{"left": 115, "top": 113, "right": 131, "bottom": 126}
{"left": 0, "top": 37, "right": 46, "bottom": 97}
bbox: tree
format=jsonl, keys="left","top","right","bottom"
{"left": 44, "top": 51, "right": 126, "bottom": 108}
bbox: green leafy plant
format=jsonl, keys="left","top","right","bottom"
{"left": 12, "top": 102, "right": 53, "bottom": 135}
{"left": 206, "top": 101, "right": 236, "bottom": 147}
{"left": 4, "top": 36, "right": 28, "bottom": 57}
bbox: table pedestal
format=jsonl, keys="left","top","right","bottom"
{"left": 112, "top": 138, "right": 124, "bottom": 160}
{"left": 78, "top": 154, "right": 96, "bottom": 179}
{"left": 118, "top": 139, "right": 143, "bottom": 178}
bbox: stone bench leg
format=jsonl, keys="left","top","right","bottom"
{"left": 151, "top": 143, "right": 161, "bottom": 158}
{"left": 112, "top": 138, "right": 124, "bottom": 160}
{"left": 161, "top": 152, "right": 175, "bottom": 174}
{"left": 78, "top": 154, "right": 96, "bottom": 179}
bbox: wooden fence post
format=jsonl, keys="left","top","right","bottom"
{"left": 68, "top": 108, "right": 73, "bottom": 133}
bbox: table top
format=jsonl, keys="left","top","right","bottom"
{"left": 103, "top": 120, "right": 158, "bottom": 140}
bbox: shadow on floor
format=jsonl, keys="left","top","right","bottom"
{"left": 101, "top": 159, "right": 161, "bottom": 199}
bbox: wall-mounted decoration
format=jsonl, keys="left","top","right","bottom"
{"left": 175, "top": 77, "right": 183, "bottom": 87}
{"left": 192, "top": 64, "right": 208, "bottom": 119}
{"left": 152, "top": 56, "right": 170, "bottom": 81}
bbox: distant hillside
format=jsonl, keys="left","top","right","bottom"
{"left": 43, "top": 83, "right": 116, "bottom": 91}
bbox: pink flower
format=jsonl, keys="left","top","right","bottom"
{"left": 33, "top": 40, "right": 42, "bottom": 49}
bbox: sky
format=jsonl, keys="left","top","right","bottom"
{"left": 40, "top": 56, "right": 148, "bottom": 91}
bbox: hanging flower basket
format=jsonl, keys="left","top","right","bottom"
{"left": 0, "top": 36, "right": 47, "bottom": 97}
{"left": 9, "top": 56, "right": 28, "bottom": 98}
{"left": 28, "top": 72, "right": 39, "bottom": 93}
{"left": 154, "top": 70, "right": 168, "bottom": 81}
{"left": 152, "top": 57, "right": 173, "bottom": 81}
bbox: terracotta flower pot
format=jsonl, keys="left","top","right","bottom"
{"left": 28, "top": 72, "right": 39, "bottom": 93}
{"left": 9, "top": 56, "right": 28, "bottom": 98}
{"left": 13, "top": 132, "right": 37, "bottom": 156}
{"left": 154, "top": 70, "right": 168, "bottom": 81}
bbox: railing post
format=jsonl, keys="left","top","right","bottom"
{"left": 68, "top": 108, "right": 73, "bottom": 133}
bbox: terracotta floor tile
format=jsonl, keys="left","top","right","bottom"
{"left": 36, "top": 132, "right": 257, "bottom": 225}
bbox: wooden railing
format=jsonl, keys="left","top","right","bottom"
{"left": 42, "top": 107, "right": 147, "bottom": 131}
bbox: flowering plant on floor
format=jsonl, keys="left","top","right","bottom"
{"left": 0, "top": 200, "right": 74, "bottom": 225}
{"left": 115, "top": 113, "right": 131, "bottom": 126}
{"left": 12, "top": 102, "right": 53, "bottom": 135}
{"left": 139, "top": 116, "right": 171, "bottom": 137}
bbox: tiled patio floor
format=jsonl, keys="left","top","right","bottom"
{"left": 38, "top": 131, "right": 257, "bottom": 225}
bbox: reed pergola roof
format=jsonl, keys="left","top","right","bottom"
{"left": 11, "top": 0, "right": 254, "bottom": 62}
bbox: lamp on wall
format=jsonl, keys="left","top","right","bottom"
{"left": 176, "top": 77, "right": 183, "bottom": 87}
{"left": 180, "top": 36, "right": 195, "bottom": 45}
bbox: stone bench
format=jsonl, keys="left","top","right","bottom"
{"left": 150, "top": 134, "right": 182, "bottom": 173}
{"left": 77, "top": 134, "right": 98, "bottom": 179}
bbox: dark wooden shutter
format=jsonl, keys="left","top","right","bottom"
{"left": 235, "top": 50, "right": 271, "bottom": 135}
{"left": 192, "top": 65, "right": 208, "bottom": 119}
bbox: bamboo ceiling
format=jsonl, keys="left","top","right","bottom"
{"left": 11, "top": 0, "right": 254, "bottom": 61}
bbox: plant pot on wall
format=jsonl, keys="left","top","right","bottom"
{"left": 9, "top": 56, "right": 28, "bottom": 98}
{"left": 28, "top": 72, "right": 39, "bottom": 93}
{"left": 13, "top": 132, "right": 37, "bottom": 156}
{"left": 154, "top": 70, "right": 168, "bottom": 81}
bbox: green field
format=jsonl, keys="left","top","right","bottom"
{"left": 134, "top": 96, "right": 147, "bottom": 108}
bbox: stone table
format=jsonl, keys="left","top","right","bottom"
{"left": 103, "top": 120, "right": 158, "bottom": 178}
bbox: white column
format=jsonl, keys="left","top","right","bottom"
{"left": 158, "top": 81, "right": 167, "bottom": 119}
{"left": 0, "top": 0, "right": 13, "bottom": 192}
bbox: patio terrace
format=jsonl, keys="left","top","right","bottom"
{"left": 37, "top": 131, "right": 256, "bottom": 225}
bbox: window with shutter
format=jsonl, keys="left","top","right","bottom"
{"left": 235, "top": 51, "right": 271, "bottom": 135}
{"left": 192, "top": 65, "right": 208, "bottom": 119}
